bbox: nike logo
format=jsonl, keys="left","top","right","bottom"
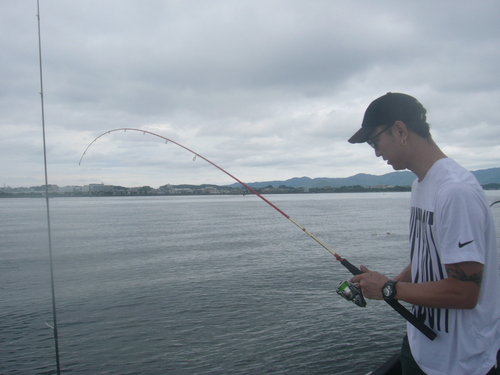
{"left": 458, "top": 240, "right": 474, "bottom": 248}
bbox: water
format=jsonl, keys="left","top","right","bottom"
{"left": 2, "top": 192, "right": 499, "bottom": 374}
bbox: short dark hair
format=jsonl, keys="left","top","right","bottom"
{"left": 405, "top": 106, "right": 431, "bottom": 138}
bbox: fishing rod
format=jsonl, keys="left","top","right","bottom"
{"left": 491, "top": 200, "right": 500, "bottom": 207}
{"left": 37, "top": 1, "right": 61, "bottom": 374}
{"left": 80, "top": 127, "right": 436, "bottom": 340}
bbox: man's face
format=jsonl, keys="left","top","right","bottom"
{"left": 367, "top": 123, "right": 407, "bottom": 171}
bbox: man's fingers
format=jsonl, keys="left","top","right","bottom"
{"left": 360, "top": 265, "right": 371, "bottom": 273}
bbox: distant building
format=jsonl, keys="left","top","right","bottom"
{"left": 82, "top": 183, "right": 115, "bottom": 194}
{"left": 31, "top": 184, "right": 59, "bottom": 193}
{"left": 201, "top": 187, "right": 220, "bottom": 194}
{"left": 59, "top": 186, "right": 83, "bottom": 193}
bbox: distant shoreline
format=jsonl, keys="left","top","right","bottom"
{"left": 2, "top": 181, "right": 499, "bottom": 199}
{"left": 2, "top": 184, "right": 498, "bottom": 198}
{"left": 1, "top": 185, "right": 414, "bottom": 198}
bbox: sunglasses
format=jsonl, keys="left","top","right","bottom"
{"left": 366, "top": 123, "right": 394, "bottom": 149}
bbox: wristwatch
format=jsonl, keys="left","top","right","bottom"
{"left": 382, "top": 280, "right": 398, "bottom": 300}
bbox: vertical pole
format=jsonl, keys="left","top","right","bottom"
{"left": 37, "top": 1, "right": 61, "bottom": 373}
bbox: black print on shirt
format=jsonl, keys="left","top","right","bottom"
{"left": 409, "top": 207, "right": 449, "bottom": 333}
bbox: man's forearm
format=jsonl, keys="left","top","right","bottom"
{"left": 394, "top": 261, "right": 483, "bottom": 309}
{"left": 395, "top": 277, "right": 480, "bottom": 309}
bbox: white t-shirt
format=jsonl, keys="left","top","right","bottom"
{"left": 408, "top": 158, "right": 500, "bottom": 375}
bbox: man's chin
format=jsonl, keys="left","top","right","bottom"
{"left": 388, "top": 161, "right": 405, "bottom": 171}
{"left": 392, "top": 165, "right": 406, "bottom": 172}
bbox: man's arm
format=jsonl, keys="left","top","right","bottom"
{"left": 351, "top": 262, "right": 483, "bottom": 309}
{"left": 396, "top": 261, "right": 482, "bottom": 309}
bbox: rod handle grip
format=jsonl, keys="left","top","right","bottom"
{"left": 340, "top": 259, "right": 363, "bottom": 275}
{"left": 385, "top": 299, "right": 437, "bottom": 340}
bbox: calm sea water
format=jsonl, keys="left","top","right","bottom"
{"left": 2, "top": 192, "right": 500, "bottom": 375}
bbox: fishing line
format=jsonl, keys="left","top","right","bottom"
{"left": 80, "top": 127, "right": 436, "bottom": 340}
{"left": 37, "top": 1, "right": 61, "bottom": 374}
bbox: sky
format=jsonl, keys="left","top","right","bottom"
{"left": 1, "top": 1, "right": 499, "bottom": 188}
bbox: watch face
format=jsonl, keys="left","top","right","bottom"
{"left": 383, "top": 284, "right": 392, "bottom": 298}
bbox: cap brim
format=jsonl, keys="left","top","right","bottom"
{"left": 348, "top": 127, "right": 372, "bottom": 144}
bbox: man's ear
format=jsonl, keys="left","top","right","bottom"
{"left": 394, "top": 121, "right": 409, "bottom": 141}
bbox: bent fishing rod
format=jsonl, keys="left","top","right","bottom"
{"left": 80, "top": 127, "right": 436, "bottom": 340}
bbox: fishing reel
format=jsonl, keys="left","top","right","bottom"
{"left": 336, "top": 280, "right": 366, "bottom": 307}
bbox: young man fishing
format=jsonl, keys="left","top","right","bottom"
{"left": 348, "top": 93, "right": 500, "bottom": 375}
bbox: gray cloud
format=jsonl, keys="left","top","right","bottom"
{"left": 1, "top": 0, "right": 499, "bottom": 188}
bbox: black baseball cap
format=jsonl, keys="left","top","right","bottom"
{"left": 348, "top": 92, "right": 426, "bottom": 144}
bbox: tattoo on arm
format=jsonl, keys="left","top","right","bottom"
{"left": 446, "top": 264, "right": 483, "bottom": 287}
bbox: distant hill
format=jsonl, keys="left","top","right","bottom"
{"left": 229, "top": 167, "right": 500, "bottom": 189}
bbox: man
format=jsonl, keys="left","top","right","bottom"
{"left": 348, "top": 93, "right": 500, "bottom": 375}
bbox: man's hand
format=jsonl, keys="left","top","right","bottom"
{"left": 350, "top": 265, "right": 389, "bottom": 300}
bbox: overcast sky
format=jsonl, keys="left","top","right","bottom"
{"left": 1, "top": 1, "right": 499, "bottom": 188}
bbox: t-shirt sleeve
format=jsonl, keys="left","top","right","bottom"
{"left": 435, "top": 183, "right": 486, "bottom": 265}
